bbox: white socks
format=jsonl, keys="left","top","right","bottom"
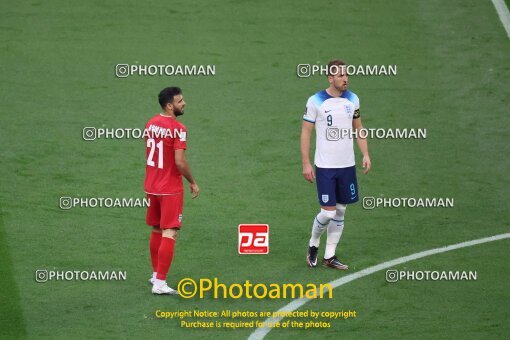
{"left": 324, "top": 220, "right": 344, "bottom": 259}
{"left": 324, "top": 204, "right": 346, "bottom": 259}
{"left": 310, "top": 205, "right": 346, "bottom": 258}
{"left": 309, "top": 208, "right": 336, "bottom": 247}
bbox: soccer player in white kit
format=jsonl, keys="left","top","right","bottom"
{"left": 301, "top": 59, "right": 371, "bottom": 270}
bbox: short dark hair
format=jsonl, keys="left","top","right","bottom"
{"left": 158, "top": 87, "right": 182, "bottom": 108}
{"left": 327, "top": 59, "right": 347, "bottom": 76}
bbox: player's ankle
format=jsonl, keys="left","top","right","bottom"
{"left": 154, "top": 278, "right": 166, "bottom": 287}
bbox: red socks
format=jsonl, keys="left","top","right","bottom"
{"left": 156, "top": 237, "right": 176, "bottom": 280}
{"left": 150, "top": 230, "right": 176, "bottom": 281}
{"left": 149, "top": 231, "right": 162, "bottom": 272}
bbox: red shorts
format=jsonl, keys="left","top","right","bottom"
{"left": 146, "top": 193, "right": 183, "bottom": 229}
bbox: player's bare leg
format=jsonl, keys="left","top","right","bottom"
{"left": 322, "top": 204, "right": 348, "bottom": 270}
{"left": 152, "top": 228, "right": 179, "bottom": 295}
{"left": 308, "top": 206, "right": 336, "bottom": 267}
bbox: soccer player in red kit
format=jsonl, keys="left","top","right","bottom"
{"left": 144, "top": 87, "right": 199, "bottom": 295}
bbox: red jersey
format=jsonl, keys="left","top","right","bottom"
{"left": 144, "top": 114, "right": 187, "bottom": 195}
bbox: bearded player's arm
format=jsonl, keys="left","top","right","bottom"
{"left": 175, "top": 149, "right": 199, "bottom": 198}
{"left": 352, "top": 114, "right": 371, "bottom": 174}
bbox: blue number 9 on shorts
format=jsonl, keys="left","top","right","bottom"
{"left": 350, "top": 183, "right": 356, "bottom": 197}
{"left": 315, "top": 166, "right": 359, "bottom": 206}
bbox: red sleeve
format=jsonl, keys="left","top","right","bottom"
{"left": 173, "top": 125, "right": 187, "bottom": 150}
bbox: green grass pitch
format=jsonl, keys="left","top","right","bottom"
{"left": 0, "top": 0, "right": 509, "bottom": 338}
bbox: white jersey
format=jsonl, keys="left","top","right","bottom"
{"left": 303, "top": 89, "right": 360, "bottom": 168}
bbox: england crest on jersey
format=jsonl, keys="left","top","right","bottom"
{"left": 322, "top": 194, "right": 329, "bottom": 203}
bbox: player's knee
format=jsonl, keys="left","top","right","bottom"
{"left": 162, "top": 228, "right": 178, "bottom": 240}
{"left": 152, "top": 226, "right": 162, "bottom": 233}
{"left": 335, "top": 204, "right": 346, "bottom": 220}
{"left": 320, "top": 208, "right": 337, "bottom": 220}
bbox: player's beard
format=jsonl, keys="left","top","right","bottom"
{"left": 174, "top": 108, "right": 184, "bottom": 116}
{"left": 335, "top": 82, "right": 348, "bottom": 92}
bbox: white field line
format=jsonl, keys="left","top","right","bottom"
{"left": 492, "top": 0, "right": 510, "bottom": 38}
{"left": 248, "top": 232, "right": 510, "bottom": 340}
